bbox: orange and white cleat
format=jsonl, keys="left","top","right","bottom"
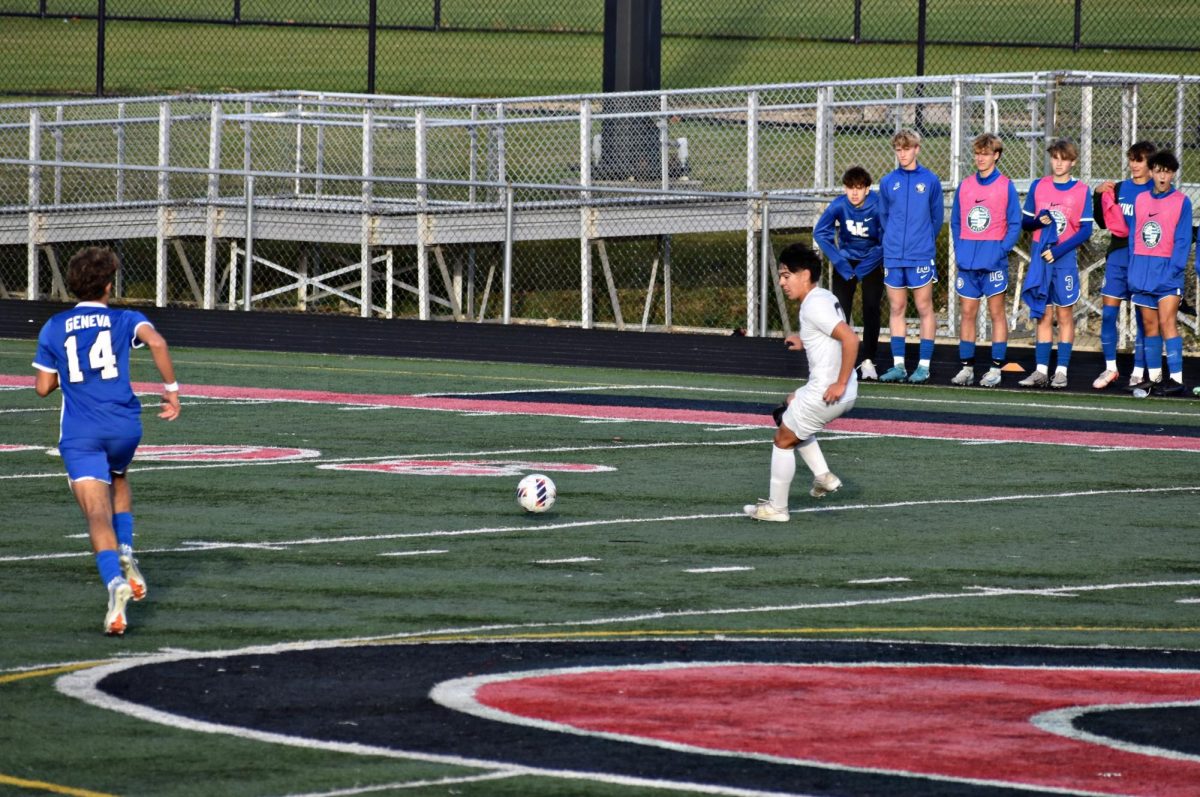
{"left": 104, "top": 577, "right": 133, "bottom": 636}
{"left": 119, "top": 547, "right": 147, "bottom": 601}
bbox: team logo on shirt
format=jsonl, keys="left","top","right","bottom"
{"left": 916, "top": 182, "right": 928, "bottom": 194}
{"left": 1048, "top": 208, "right": 1068, "bottom": 235}
{"left": 967, "top": 205, "right": 991, "bottom": 232}
{"left": 1140, "top": 220, "right": 1163, "bottom": 248}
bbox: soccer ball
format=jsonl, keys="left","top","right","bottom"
{"left": 516, "top": 473, "right": 556, "bottom": 513}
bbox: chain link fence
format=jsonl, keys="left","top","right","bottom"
{"left": 1, "top": 2, "right": 1198, "bottom": 98}
{"left": 3, "top": 72, "right": 1198, "bottom": 346}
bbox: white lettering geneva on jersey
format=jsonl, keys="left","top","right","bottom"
{"left": 65, "top": 313, "right": 112, "bottom": 333}
{"left": 798, "top": 287, "right": 857, "bottom": 403}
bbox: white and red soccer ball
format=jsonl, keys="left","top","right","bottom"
{"left": 516, "top": 473, "right": 556, "bottom": 513}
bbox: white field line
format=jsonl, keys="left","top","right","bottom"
{"left": 848, "top": 577, "right": 912, "bottom": 584}
{"left": 685, "top": 566, "right": 755, "bottom": 574}
{"left": 0, "top": 438, "right": 769, "bottom": 481}
{"left": 272, "top": 771, "right": 524, "bottom": 797}
{"left": 4, "top": 483, "right": 1199, "bottom": 565}
{"left": 378, "top": 549, "right": 449, "bottom": 558}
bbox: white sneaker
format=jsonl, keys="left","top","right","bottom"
{"left": 859, "top": 360, "right": 878, "bottom": 381}
{"left": 950, "top": 365, "right": 974, "bottom": 386}
{"left": 743, "top": 499, "right": 790, "bottom": 522}
{"left": 104, "top": 577, "right": 133, "bottom": 636}
{"left": 979, "top": 368, "right": 1002, "bottom": 388}
{"left": 1128, "top": 373, "right": 1146, "bottom": 389}
{"left": 1092, "top": 369, "right": 1119, "bottom": 390}
{"left": 1018, "top": 371, "right": 1048, "bottom": 388}
{"left": 810, "top": 472, "right": 842, "bottom": 498}
{"left": 119, "top": 545, "right": 147, "bottom": 602}
{"left": 1050, "top": 370, "right": 1069, "bottom": 389}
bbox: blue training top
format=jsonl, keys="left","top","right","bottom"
{"left": 813, "top": 191, "right": 884, "bottom": 280}
{"left": 33, "top": 302, "right": 152, "bottom": 442}
{"left": 879, "top": 163, "right": 944, "bottom": 267}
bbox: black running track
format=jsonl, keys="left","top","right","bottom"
{"left": 3, "top": 299, "right": 1197, "bottom": 392}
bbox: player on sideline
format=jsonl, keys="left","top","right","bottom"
{"left": 1018, "top": 138, "right": 1093, "bottom": 389}
{"left": 877, "top": 129, "right": 944, "bottom": 384}
{"left": 1092, "top": 141, "right": 1156, "bottom": 389}
{"left": 949, "top": 133, "right": 1021, "bottom": 387}
{"left": 744, "top": 244, "right": 858, "bottom": 522}
{"left": 1127, "top": 150, "right": 1193, "bottom": 395}
{"left": 33, "top": 247, "right": 181, "bottom": 635}
{"left": 813, "top": 165, "right": 884, "bottom": 381}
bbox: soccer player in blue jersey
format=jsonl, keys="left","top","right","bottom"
{"left": 33, "top": 247, "right": 180, "bottom": 636}
{"left": 1018, "top": 139, "right": 1093, "bottom": 389}
{"left": 813, "top": 166, "right": 884, "bottom": 380}
{"left": 949, "top": 133, "right": 1021, "bottom": 387}
{"left": 1091, "top": 141, "right": 1156, "bottom": 390}
{"left": 877, "top": 129, "right": 944, "bottom": 384}
{"left": 1127, "top": 150, "right": 1193, "bottom": 396}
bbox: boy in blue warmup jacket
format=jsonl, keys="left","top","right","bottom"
{"left": 813, "top": 166, "right": 884, "bottom": 380}
{"left": 877, "top": 129, "right": 944, "bottom": 383}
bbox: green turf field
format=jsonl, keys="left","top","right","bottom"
{"left": 1, "top": 336, "right": 1199, "bottom": 796}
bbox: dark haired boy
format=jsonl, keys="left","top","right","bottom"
{"left": 814, "top": 166, "right": 884, "bottom": 380}
{"left": 1092, "top": 141, "right": 1157, "bottom": 389}
{"left": 1128, "top": 150, "right": 1193, "bottom": 395}
{"left": 32, "top": 247, "right": 181, "bottom": 635}
{"left": 744, "top": 244, "right": 858, "bottom": 522}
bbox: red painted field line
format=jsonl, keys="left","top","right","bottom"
{"left": 4, "top": 374, "right": 1198, "bottom": 452}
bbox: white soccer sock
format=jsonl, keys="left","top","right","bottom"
{"left": 1171, "top": 371, "right": 1183, "bottom": 382}
{"left": 1149, "top": 367, "right": 1162, "bottom": 381}
{"left": 796, "top": 435, "right": 828, "bottom": 478}
{"left": 1055, "top": 365, "right": 1068, "bottom": 375}
{"left": 1036, "top": 364, "right": 1049, "bottom": 375}
{"left": 893, "top": 356, "right": 905, "bottom": 368}
{"left": 769, "top": 445, "right": 795, "bottom": 510}
{"left": 1106, "top": 359, "right": 1117, "bottom": 372}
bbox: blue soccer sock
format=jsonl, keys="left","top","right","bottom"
{"left": 990, "top": 341, "right": 1007, "bottom": 367}
{"left": 96, "top": 549, "right": 123, "bottom": 587}
{"left": 1035, "top": 341, "right": 1052, "bottom": 372}
{"left": 918, "top": 338, "right": 934, "bottom": 368}
{"left": 113, "top": 512, "right": 134, "bottom": 550}
{"left": 958, "top": 340, "right": 976, "bottom": 365}
{"left": 1144, "top": 335, "right": 1163, "bottom": 378}
{"left": 1165, "top": 335, "right": 1184, "bottom": 379}
{"left": 890, "top": 336, "right": 906, "bottom": 367}
{"left": 1056, "top": 342, "right": 1072, "bottom": 372}
{"left": 1100, "top": 305, "right": 1119, "bottom": 367}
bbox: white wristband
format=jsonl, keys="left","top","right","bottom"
{"left": 163, "top": 382, "right": 179, "bottom": 393}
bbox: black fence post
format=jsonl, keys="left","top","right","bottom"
{"left": 39, "top": 0, "right": 47, "bottom": 16}
{"left": 433, "top": 0, "right": 442, "bottom": 31}
{"left": 233, "top": 0, "right": 241, "bottom": 25}
{"left": 915, "top": 0, "right": 927, "bottom": 76}
{"left": 96, "top": 0, "right": 106, "bottom": 97}
{"left": 852, "top": 0, "right": 861, "bottom": 44}
{"left": 367, "top": 0, "right": 378, "bottom": 94}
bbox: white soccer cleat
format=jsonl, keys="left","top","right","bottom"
{"left": 1050, "top": 370, "right": 1069, "bottom": 389}
{"left": 979, "top": 368, "right": 1002, "bottom": 388}
{"left": 810, "top": 472, "right": 842, "bottom": 498}
{"left": 119, "top": 546, "right": 147, "bottom": 602}
{"left": 104, "top": 577, "right": 133, "bottom": 636}
{"left": 1092, "top": 369, "right": 1119, "bottom": 390}
{"left": 743, "top": 500, "right": 790, "bottom": 522}
{"left": 950, "top": 365, "right": 975, "bottom": 386}
{"left": 1018, "top": 371, "right": 1049, "bottom": 388}
{"left": 858, "top": 360, "right": 878, "bottom": 381}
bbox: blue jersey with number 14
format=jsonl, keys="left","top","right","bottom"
{"left": 33, "top": 302, "right": 151, "bottom": 442}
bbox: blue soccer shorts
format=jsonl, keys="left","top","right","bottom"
{"left": 956, "top": 268, "right": 1008, "bottom": 300}
{"left": 883, "top": 262, "right": 936, "bottom": 290}
{"left": 1046, "top": 265, "right": 1081, "bottom": 308}
{"left": 59, "top": 436, "right": 140, "bottom": 483}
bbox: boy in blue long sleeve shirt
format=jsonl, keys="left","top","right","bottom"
{"left": 813, "top": 166, "right": 884, "bottom": 380}
{"left": 877, "top": 129, "right": 944, "bottom": 384}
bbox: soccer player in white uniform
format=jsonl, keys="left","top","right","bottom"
{"left": 744, "top": 244, "right": 859, "bottom": 522}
